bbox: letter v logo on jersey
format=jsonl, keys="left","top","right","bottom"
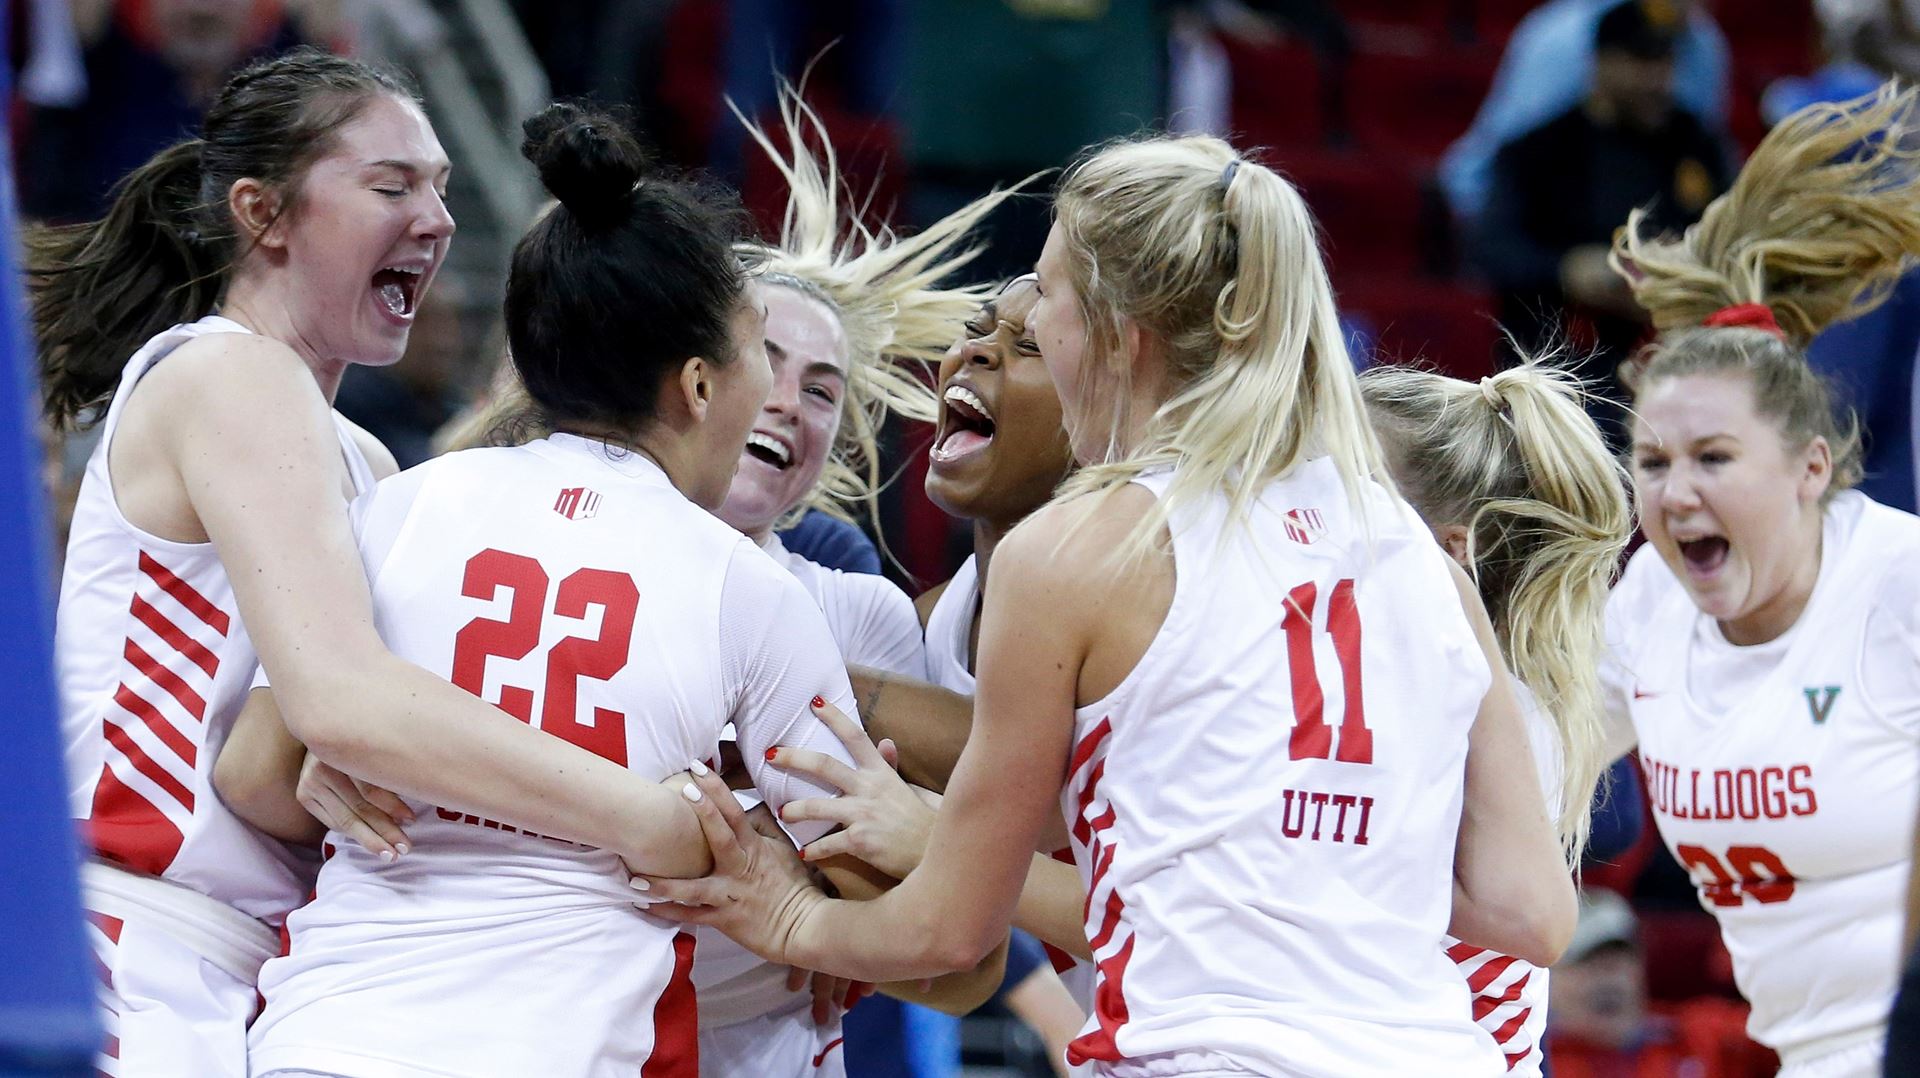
{"left": 1803, "top": 685, "right": 1841, "bottom": 725}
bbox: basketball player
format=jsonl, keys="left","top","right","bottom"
{"left": 36, "top": 52, "right": 445, "bottom": 1077}
{"left": 242, "top": 102, "right": 860, "bottom": 1076}
{"left": 1601, "top": 85, "right": 1920, "bottom": 1077}
{"left": 636, "top": 135, "right": 1575, "bottom": 1075}
{"left": 1362, "top": 362, "right": 1633, "bottom": 1074}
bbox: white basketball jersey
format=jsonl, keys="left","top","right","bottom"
{"left": 1603, "top": 491, "right": 1920, "bottom": 1061}
{"left": 693, "top": 535, "right": 924, "bottom": 1046}
{"left": 58, "top": 316, "right": 373, "bottom": 925}
{"left": 926, "top": 554, "right": 1098, "bottom": 1014}
{"left": 1444, "top": 685, "right": 1562, "bottom": 1077}
{"left": 1060, "top": 459, "right": 1502, "bottom": 1076}
{"left": 250, "top": 433, "right": 859, "bottom": 1078}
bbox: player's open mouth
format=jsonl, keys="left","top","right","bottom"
{"left": 372, "top": 265, "right": 424, "bottom": 319}
{"left": 1678, "top": 535, "right": 1730, "bottom": 578}
{"left": 744, "top": 430, "right": 794, "bottom": 471}
{"left": 930, "top": 383, "right": 995, "bottom": 466}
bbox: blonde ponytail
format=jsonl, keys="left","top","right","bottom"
{"left": 1052, "top": 136, "right": 1385, "bottom": 557}
{"left": 1362, "top": 362, "right": 1632, "bottom": 864}
{"left": 1613, "top": 82, "right": 1920, "bottom": 344}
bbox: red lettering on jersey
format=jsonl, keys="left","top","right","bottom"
{"left": 1281, "top": 579, "right": 1374, "bottom": 765}
{"left": 451, "top": 550, "right": 547, "bottom": 722}
{"left": 1688, "top": 770, "right": 1712, "bottom": 820}
{"left": 1761, "top": 766, "right": 1788, "bottom": 818}
{"left": 553, "top": 487, "right": 603, "bottom": 521}
{"left": 1733, "top": 769, "right": 1759, "bottom": 819}
{"left": 541, "top": 568, "right": 638, "bottom": 767}
{"left": 1277, "top": 787, "right": 1374, "bottom": 846}
{"left": 1711, "top": 770, "right": 1735, "bottom": 820}
{"left": 1329, "top": 793, "right": 1357, "bottom": 842}
{"left": 1677, "top": 843, "right": 1797, "bottom": 906}
{"left": 1788, "top": 764, "right": 1818, "bottom": 816}
{"left": 1280, "top": 789, "right": 1307, "bottom": 838}
{"left": 1676, "top": 843, "right": 1743, "bottom": 907}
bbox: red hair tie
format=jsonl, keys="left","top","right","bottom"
{"left": 1702, "top": 303, "right": 1787, "bottom": 340}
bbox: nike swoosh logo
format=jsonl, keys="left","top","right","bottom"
{"left": 1634, "top": 687, "right": 1658, "bottom": 700}
{"left": 814, "top": 1036, "right": 845, "bottom": 1068}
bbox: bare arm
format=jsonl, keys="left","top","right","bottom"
{"left": 851, "top": 666, "right": 973, "bottom": 793}
{"left": 213, "top": 687, "right": 326, "bottom": 847}
{"left": 819, "top": 857, "right": 1009, "bottom": 1015}
{"left": 159, "top": 336, "right": 709, "bottom": 874}
{"left": 1014, "top": 854, "right": 1093, "bottom": 962}
{"left": 1445, "top": 562, "right": 1578, "bottom": 966}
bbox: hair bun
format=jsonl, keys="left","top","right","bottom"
{"left": 521, "top": 102, "right": 649, "bottom": 231}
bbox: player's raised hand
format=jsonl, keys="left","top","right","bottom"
{"left": 773, "top": 698, "right": 938, "bottom": 880}
{"left": 297, "top": 752, "right": 414, "bottom": 861}
{"left": 632, "top": 767, "right": 827, "bottom": 966}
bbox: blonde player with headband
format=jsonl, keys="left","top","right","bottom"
{"left": 637, "top": 136, "right": 1575, "bottom": 1076}
{"left": 1361, "top": 362, "right": 1632, "bottom": 1074}
{"left": 1601, "top": 85, "right": 1920, "bottom": 1077}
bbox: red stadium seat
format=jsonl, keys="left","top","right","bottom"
{"left": 1222, "top": 37, "right": 1326, "bottom": 150}
{"left": 1335, "top": 275, "right": 1501, "bottom": 379}
{"left": 1348, "top": 48, "right": 1500, "bottom": 160}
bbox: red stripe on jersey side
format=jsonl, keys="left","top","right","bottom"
{"left": 87, "top": 767, "right": 186, "bottom": 876}
{"left": 812, "top": 1036, "right": 844, "bottom": 1068}
{"left": 1472, "top": 966, "right": 1531, "bottom": 1022}
{"left": 136, "top": 552, "right": 231, "bottom": 636}
{"left": 111, "top": 684, "right": 198, "bottom": 770}
{"left": 641, "top": 931, "right": 699, "bottom": 1078}
{"left": 1087, "top": 889, "right": 1127, "bottom": 952}
{"left": 88, "top": 913, "right": 125, "bottom": 945}
{"left": 1466, "top": 954, "right": 1519, "bottom": 995}
{"left": 129, "top": 595, "right": 220, "bottom": 678}
{"left": 101, "top": 1033, "right": 121, "bottom": 1061}
{"left": 123, "top": 639, "right": 207, "bottom": 722}
{"left": 1505, "top": 1047, "right": 1534, "bottom": 1071}
{"left": 1067, "top": 717, "right": 1112, "bottom": 778}
{"left": 1087, "top": 844, "right": 1118, "bottom": 906}
{"left": 1446, "top": 941, "right": 1486, "bottom": 963}
{"left": 1488, "top": 991, "right": 1533, "bottom": 1045}
{"left": 1071, "top": 761, "right": 1107, "bottom": 846}
{"left": 1065, "top": 933, "right": 1136, "bottom": 1066}
{"left": 101, "top": 713, "right": 195, "bottom": 810}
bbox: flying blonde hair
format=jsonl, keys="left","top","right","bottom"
{"left": 735, "top": 89, "right": 1015, "bottom": 527}
{"left": 1609, "top": 83, "right": 1920, "bottom": 496}
{"left": 1362, "top": 361, "right": 1632, "bottom": 865}
{"left": 1051, "top": 135, "right": 1387, "bottom": 556}
{"left": 445, "top": 91, "right": 1015, "bottom": 534}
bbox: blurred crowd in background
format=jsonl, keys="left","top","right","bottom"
{"left": 12, "top": 1, "right": 1920, "bottom": 1074}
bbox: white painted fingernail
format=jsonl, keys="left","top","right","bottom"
{"left": 630, "top": 878, "right": 651, "bottom": 892}
{"left": 690, "top": 759, "right": 710, "bottom": 776}
{"left": 395, "top": 843, "right": 410, "bottom": 856}
{"left": 379, "top": 849, "right": 394, "bottom": 863}
{"left": 683, "top": 783, "right": 703, "bottom": 803}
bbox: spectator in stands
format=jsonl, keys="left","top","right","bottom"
{"left": 1440, "top": 0, "right": 1729, "bottom": 223}
{"left": 1546, "top": 890, "right": 1774, "bottom": 1077}
{"left": 1474, "top": 0, "right": 1731, "bottom": 446}
{"left": 20, "top": 0, "right": 317, "bottom": 222}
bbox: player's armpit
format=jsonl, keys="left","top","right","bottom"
{"left": 213, "top": 686, "right": 325, "bottom": 846}
{"left": 815, "top": 854, "right": 1008, "bottom": 1015}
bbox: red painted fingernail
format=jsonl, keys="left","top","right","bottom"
{"left": 766, "top": 747, "right": 779, "bottom": 761}
{"left": 811, "top": 695, "right": 825, "bottom": 709}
